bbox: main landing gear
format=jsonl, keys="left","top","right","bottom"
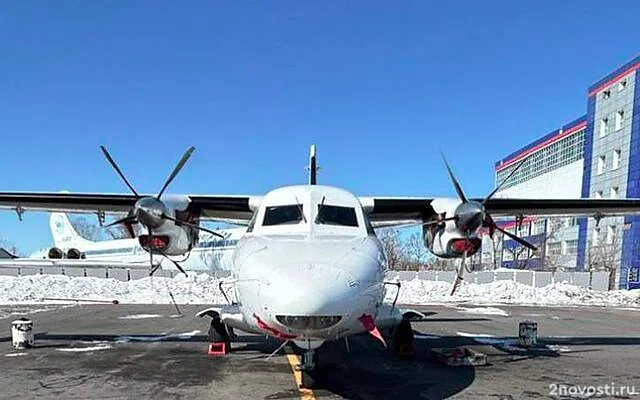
{"left": 198, "top": 309, "right": 234, "bottom": 356}
{"left": 392, "top": 317, "right": 415, "bottom": 358}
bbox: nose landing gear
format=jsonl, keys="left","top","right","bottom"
{"left": 298, "top": 348, "right": 318, "bottom": 389}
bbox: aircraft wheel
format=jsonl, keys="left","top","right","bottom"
{"left": 393, "top": 318, "right": 415, "bottom": 358}
{"left": 208, "top": 314, "right": 231, "bottom": 349}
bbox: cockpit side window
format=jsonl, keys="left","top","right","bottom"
{"left": 262, "top": 205, "right": 305, "bottom": 226}
{"left": 315, "top": 204, "right": 359, "bottom": 227}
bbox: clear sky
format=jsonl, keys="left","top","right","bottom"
{"left": 1, "top": 1, "right": 639, "bottom": 255}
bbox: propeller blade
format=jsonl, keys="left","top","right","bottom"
{"left": 450, "top": 250, "right": 467, "bottom": 296}
{"left": 100, "top": 146, "right": 139, "bottom": 197}
{"left": 161, "top": 214, "right": 225, "bottom": 239}
{"left": 158, "top": 249, "right": 189, "bottom": 277}
{"left": 156, "top": 146, "right": 195, "bottom": 199}
{"left": 484, "top": 157, "right": 527, "bottom": 203}
{"left": 104, "top": 215, "right": 137, "bottom": 228}
{"left": 123, "top": 221, "right": 136, "bottom": 239}
{"left": 441, "top": 153, "right": 467, "bottom": 203}
{"left": 494, "top": 225, "right": 538, "bottom": 251}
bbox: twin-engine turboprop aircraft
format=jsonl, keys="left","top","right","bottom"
{"left": 2, "top": 145, "right": 640, "bottom": 388}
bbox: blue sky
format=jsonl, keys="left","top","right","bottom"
{"left": 1, "top": 1, "right": 639, "bottom": 254}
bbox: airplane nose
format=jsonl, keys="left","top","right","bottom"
{"left": 262, "top": 263, "right": 359, "bottom": 316}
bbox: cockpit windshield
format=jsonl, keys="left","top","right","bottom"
{"left": 263, "top": 205, "right": 305, "bottom": 226}
{"left": 315, "top": 204, "right": 358, "bottom": 227}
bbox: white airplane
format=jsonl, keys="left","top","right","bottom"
{"left": 1, "top": 144, "right": 640, "bottom": 388}
{"left": 33, "top": 212, "right": 244, "bottom": 272}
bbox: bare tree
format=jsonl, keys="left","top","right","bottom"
{"left": 378, "top": 229, "right": 408, "bottom": 270}
{"left": 586, "top": 225, "right": 622, "bottom": 290}
{"left": 404, "top": 233, "right": 429, "bottom": 270}
{"left": 489, "top": 231, "right": 504, "bottom": 270}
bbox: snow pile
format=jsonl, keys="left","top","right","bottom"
{"left": 386, "top": 278, "right": 640, "bottom": 307}
{"left": 0, "top": 273, "right": 639, "bottom": 307}
{"left": 0, "top": 274, "right": 226, "bottom": 305}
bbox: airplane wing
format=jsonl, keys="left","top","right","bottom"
{"left": 0, "top": 192, "right": 255, "bottom": 224}
{"left": 362, "top": 197, "right": 640, "bottom": 228}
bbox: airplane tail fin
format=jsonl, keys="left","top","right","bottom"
{"left": 49, "top": 213, "right": 93, "bottom": 248}
{"left": 308, "top": 144, "right": 317, "bottom": 185}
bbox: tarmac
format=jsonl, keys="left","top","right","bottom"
{"left": 1, "top": 303, "right": 639, "bottom": 399}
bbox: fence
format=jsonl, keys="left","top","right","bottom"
{"left": 387, "top": 270, "right": 612, "bottom": 291}
{"left": 0, "top": 265, "right": 179, "bottom": 280}
{"left": 0, "top": 264, "right": 611, "bottom": 291}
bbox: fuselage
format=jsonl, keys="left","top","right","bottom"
{"left": 230, "top": 185, "right": 387, "bottom": 345}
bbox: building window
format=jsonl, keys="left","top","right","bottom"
{"left": 548, "top": 242, "right": 562, "bottom": 256}
{"left": 615, "top": 111, "right": 624, "bottom": 131}
{"left": 494, "top": 128, "right": 586, "bottom": 191}
{"left": 606, "top": 225, "right": 617, "bottom": 245}
{"left": 612, "top": 149, "right": 621, "bottom": 170}
{"left": 566, "top": 239, "right": 578, "bottom": 254}
{"left": 611, "top": 186, "right": 619, "bottom": 199}
{"left": 597, "top": 156, "right": 606, "bottom": 175}
{"left": 617, "top": 80, "right": 627, "bottom": 92}
{"left": 600, "top": 118, "right": 608, "bottom": 137}
{"left": 602, "top": 90, "right": 611, "bottom": 100}
{"left": 594, "top": 190, "right": 603, "bottom": 199}
{"left": 593, "top": 227, "right": 600, "bottom": 246}
{"left": 534, "top": 219, "right": 546, "bottom": 235}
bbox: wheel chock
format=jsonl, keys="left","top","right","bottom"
{"left": 208, "top": 342, "right": 229, "bottom": 356}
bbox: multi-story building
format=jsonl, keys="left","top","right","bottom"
{"left": 491, "top": 54, "right": 640, "bottom": 289}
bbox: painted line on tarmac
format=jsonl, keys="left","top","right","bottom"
{"left": 285, "top": 349, "right": 316, "bottom": 400}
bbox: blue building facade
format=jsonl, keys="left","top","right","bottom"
{"left": 495, "top": 54, "right": 640, "bottom": 289}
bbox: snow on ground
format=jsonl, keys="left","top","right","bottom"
{"left": 118, "top": 314, "right": 163, "bottom": 320}
{"left": 0, "top": 273, "right": 639, "bottom": 307}
{"left": 57, "top": 344, "right": 112, "bottom": 352}
{"left": 456, "top": 306, "right": 509, "bottom": 316}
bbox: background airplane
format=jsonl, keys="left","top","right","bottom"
{"left": 29, "top": 212, "right": 245, "bottom": 272}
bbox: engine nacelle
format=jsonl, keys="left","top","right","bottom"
{"left": 48, "top": 247, "right": 64, "bottom": 259}
{"left": 423, "top": 198, "right": 481, "bottom": 258}
{"left": 66, "top": 248, "right": 84, "bottom": 259}
{"left": 138, "top": 210, "right": 198, "bottom": 256}
{"left": 423, "top": 225, "right": 481, "bottom": 258}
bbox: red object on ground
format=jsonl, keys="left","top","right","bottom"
{"left": 208, "top": 342, "right": 229, "bottom": 356}
{"left": 358, "top": 314, "right": 387, "bottom": 347}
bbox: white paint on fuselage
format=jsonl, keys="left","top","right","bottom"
{"left": 231, "top": 185, "right": 386, "bottom": 343}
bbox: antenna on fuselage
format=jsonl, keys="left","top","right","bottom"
{"left": 308, "top": 144, "right": 318, "bottom": 185}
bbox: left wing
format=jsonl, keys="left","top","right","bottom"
{"left": 361, "top": 196, "right": 640, "bottom": 228}
{"left": 0, "top": 192, "right": 256, "bottom": 224}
